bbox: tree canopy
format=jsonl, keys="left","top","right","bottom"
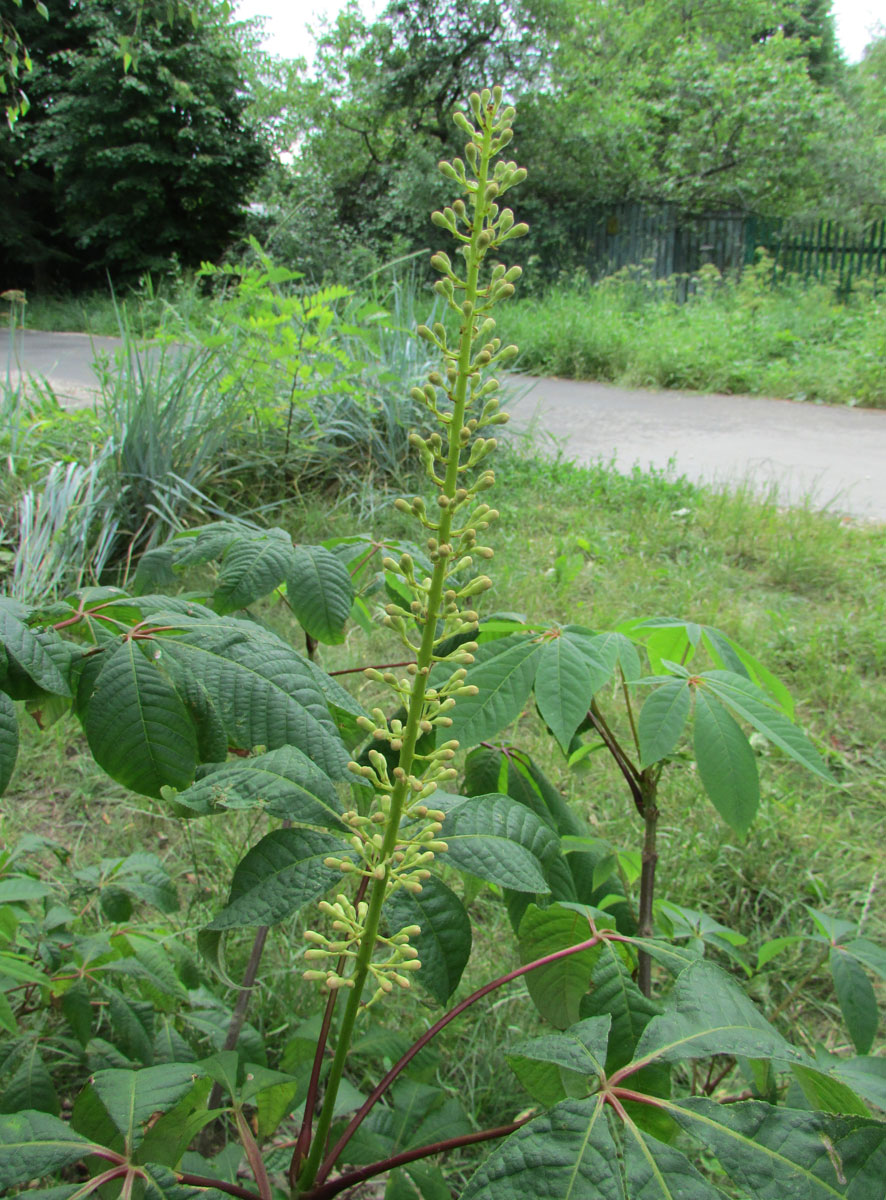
{"left": 3, "top": 0, "right": 885, "bottom": 288}
{"left": 0, "top": 0, "right": 268, "bottom": 287}
{"left": 249, "top": 0, "right": 886, "bottom": 283}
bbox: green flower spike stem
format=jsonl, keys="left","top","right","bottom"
{"left": 297, "top": 86, "right": 528, "bottom": 1192}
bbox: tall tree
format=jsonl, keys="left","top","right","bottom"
{"left": 0, "top": 0, "right": 269, "bottom": 287}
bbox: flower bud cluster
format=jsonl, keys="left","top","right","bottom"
{"left": 303, "top": 891, "right": 425, "bottom": 1005}
{"left": 303, "top": 86, "right": 526, "bottom": 1007}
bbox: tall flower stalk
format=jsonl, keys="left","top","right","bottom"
{"left": 296, "top": 87, "right": 528, "bottom": 1191}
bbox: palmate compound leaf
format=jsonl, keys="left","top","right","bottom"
{"left": 0, "top": 1110, "right": 99, "bottom": 1191}
{"left": 169, "top": 746, "right": 344, "bottom": 829}
{"left": 692, "top": 690, "right": 760, "bottom": 835}
{"left": 384, "top": 876, "right": 472, "bottom": 1004}
{"left": 446, "top": 633, "right": 544, "bottom": 746}
{"left": 637, "top": 678, "right": 691, "bottom": 768}
{"left": 285, "top": 544, "right": 355, "bottom": 644}
{"left": 469, "top": 959, "right": 885, "bottom": 1199}
{"left": 83, "top": 639, "right": 198, "bottom": 798}
{"left": 0, "top": 689, "right": 18, "bottom": 795}
{"left": 438, "top": 793, "right": 557, "bottom": 894}
{"left": 206, "top": 827, "right": 349, "bottom": 929}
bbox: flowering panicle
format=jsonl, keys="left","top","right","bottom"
{"left": 302, "top": 87, "right": 527, "bottom": 1007}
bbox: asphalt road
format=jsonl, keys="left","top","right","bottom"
{"left": 503, "top": 375, "right": 886, "bottom": 520}
{"left": 6, "top": 329, "right": 886, "bottom": 520}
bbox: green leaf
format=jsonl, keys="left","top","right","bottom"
{"left": 692, "top": 691, "right": 760, "bottom": 834}
{"left": 0, "top": 1047, "right": 59, "bottom": 1116}
{"left": 447, "top": 635, "right": 543, "bottom": 746}
{"left": 637, "top": 679, "right": 691, "bottom": 768}
{"left": 0, "top": 991, "right": 16, "bottom": 1034}
{"left": 757, "top": 935, "right": 807, "bottom": 968}
{"left": 0, "top": 690, "right": 18, "bottom": 795}
{"left": 829, "top": 1056, "right": 886, "bottom": 1112}
{"left": 172, "top": 747, "right": 344, "bottom": 829}
{"left": 285, "top": 545, "right": 355, "bottom": 643}
{"left": 842, "top": 938, "right": 886, "bottom": 982}
{"left": 790, "top": 1064, "right": 871, "bottom": 1117}
{"left": 142, "top": 1161, "right": 222, "bottom": 1200}
{"left": 462, "top": 1095, "right": 624, "bottom": 1200}
{"left": 0, "top": 1111, "right": 97, "bottom": 1190}
{"left": 582, "top": 941, "right": 661, "bottom": 1070}
{"left": 0, "top": 877, "right": 52, "bottom": 903}
{"left": 534, "top": 633, "right": 595, "bottom": 751}
{"left": 0, "top": 951, "right": 51, "bottom": 984}
{"left": 133, "top": 1077, "right": 215, "bottom": 1166}
{"left": 830, "top": 948, "right": 879, "bottom": 1054}
{"left": 159, "top": 620, "right": 349, "bottom": 780}
{"left": 105, "top": 988, "right": 154, "bottom": 1064}
{"left": 385, "top": 877, "right": 471, "bottom": 1004}
{"left": 213, "top": 528, "right": 294, "bottom": 614}
{"left": 621, "top": 1111, "right": 725, "bottom": 1199}
{"left": 518, "top": 904, "right": 602, "bottom": 1028}
{"left": 664, "top": 1097, "right": 885, "bottom": 1198}
{"left": 631, "top": 960, "right": 807, "bottom": 1069}
{"left": 207, "top": 828, "right": 347, "bottom": 929}
{"left": 702, "top": 625, "right": 794, "bottom": 717}
{"left": 0, "top": 599, "right": 71, "bottom": 697}
{"left": 83, "top": 640, "right": 198, "bottom": 798}
{"left": 77, "top": 1064, "right": 202, "bottom": 1153}
{"left": 439, "top": 794, "right": 556, "bottom": 894}
{"left": 702, "top": 671, "right": 831, "bottom": 782}
{"left": 511, "top": 1014, "right": 611, "bottom": 1085}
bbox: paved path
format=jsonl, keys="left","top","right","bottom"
{"left": 504, "top": 375, "right": 886, "bottom": 521}
{"left": 5, "top": 330, "right": 885, "bottom": 520}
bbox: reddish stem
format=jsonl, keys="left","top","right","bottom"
{"left": 176, "top": 1173, "right": 262, "bottom": 1200}
{"left": 610, "top": 1086, "right": 669, "bottom": 1109}
{"left": 328, "top": 660, "right": 416, "bottom": 677}
{"left": 303, "top": 1116, "right": 533, "bottom": 1200}
{"left": 316, "top": 923, "right": 620, "bottom": 1183}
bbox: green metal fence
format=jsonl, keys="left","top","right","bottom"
{"left": 747, "top": 216, "right": 886, "bottom": 289}
{"left": 579, "top": 203, "right": 886, "bottom": 290}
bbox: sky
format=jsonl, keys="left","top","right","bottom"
{"left": 235, "top": 0, "right": 883, "bottom": 65}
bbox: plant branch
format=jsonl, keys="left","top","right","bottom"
{"left": 587, "top": 701, "right": 644, "bottom": 815}
{"left": 328, "top": 660, "right": 416, "bottom": 677}
{"left": 619, "top": 665, "right": 642, "bottom": 759}
{"left": 637, "top": 771, "right": 659, "bottom": 998}
{"left": 176, "top": 1173, "right": 262, "bottom": 1200}
{"left": 203, "top": 924, "right": 270, "bottom": 1124}
{"left": 704, "top": 1058, "right": 737, "bottom": 1095}
{"left": 317, "top": 924, "right": 616, "bottom": 1182}
{"left": 303, "top": 1116, "right": 533, "bottom": 1200}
